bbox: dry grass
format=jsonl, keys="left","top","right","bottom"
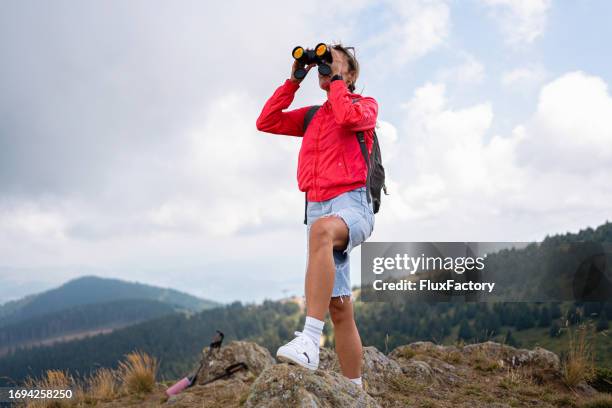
{"left": 562, "top": 326, "right": 595, "bottom": 388}
{"left": 498, "top": 367, "right": 530, "bottom": 390}
{"left": 20, "top": 370, "right": 78, "bottom": 408}
{"left": 471, "top": 349, "right": 502, "bottom": 372}
{"left": 395, "top": 347, "right": 416, "bottom": 360}
{"left": 388, "top": 373, "right": 427, "bottom": 394}
{"left": 117, "top": 350, "right": 158, "bottom": 394}
{"left": 579, "top": 394, "right": 612, "bottom": 408}
{"left": 552, "top": 394, "right": 578, "bottom": 408}
{"left": 86, "top": 367, "right": 119, "bottom": 401}
{"left": 441, "top": 349, "right": 463, "bottom": 365}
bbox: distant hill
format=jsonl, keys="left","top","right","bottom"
{"left": 0, "top": 276, "right": 220, "bottom": 356}
{"left": 0, "top": 275, "right": 219, "bottom": 327}
{"left": 0, "top": 298, "right": 181, "bottom": 356}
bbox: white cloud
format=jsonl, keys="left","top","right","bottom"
{"left": 366, "top": 0, "right": 451, "bottom": 67}
{"left": 386, "top": 82, "right": 506, "bottom": 222}
{"left": 501, "top": 65, "right": 547, "bottom": 88}
{"left": 437, "top": 54, "right": 485, "bottom": 84}
{"left": 481, "top": 0, "right": 552, "bottom": 45}
{"left": 517, "top": 71, "right": 612, "bottom": 172}
{"left": 376, "top": 71, "right": 612, "bottom": 242}
{"left": 0, "top": 203, "right": 67, "bottom": 241}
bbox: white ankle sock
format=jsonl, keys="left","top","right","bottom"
{"left": 349, "top": 377, "right": 362, "bottom": 387}
{"left": 302, "top": 316, "right": 324, "bottom": 346}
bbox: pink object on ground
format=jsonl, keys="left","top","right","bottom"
{"left": 165, "top": 377, "right": 191, "bottom": 396}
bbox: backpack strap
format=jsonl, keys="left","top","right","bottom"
{"left": 356, "top": 131, "right": 373, "bottom": 205}
{"left": 303, "top": 105, "right": 321, "bottom": 225}
{"left": 303, "top": 105, "right": 321, "bottom": 133}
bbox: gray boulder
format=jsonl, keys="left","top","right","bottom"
{"left": 195, "top": 341, "right": 275, "bottom": 385}
{"left": 245, "top": 363, "right": 380, "bottom": 408}
{"left": 318, "top": 345, "right": 402, "bottom": 394}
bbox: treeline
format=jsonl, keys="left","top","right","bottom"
{"left": 0, "top": 300, "right": 300, "bottom": 385}
{"left": 479, "top": 221, "right": 612, "bottom": 302}
{"left": 356, "top": 301, "right": 610, "bottom": 352}
{"left": 0, "top": 299, "right": 178, "bottom": 348}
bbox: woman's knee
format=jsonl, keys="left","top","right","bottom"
{"left": 329, "top": 296, "right": 354, "bottom": 325}
{"left": 309, "top": 218, "right": 336, "bottom": 247}
{"left": 310, "top": 216, "right": 349, "bottom": 251}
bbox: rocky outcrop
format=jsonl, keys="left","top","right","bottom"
{"left": 390, "top": 342, "right": 464, "bottom": 385}
{"left": 360, "top": 346, "right": 403, "bottom": 394}
{"left": 319, "top": 345, "right": 402, "bottom": 394}
{"left": 462, "top": 341, "right": 560, "bottom": 370}
{"left": 245, "top": 363, "right": 380, "bottom": 408}
{"left": 195, "top": 340, "right": 275, "bottom": 385}
{"left": 94, "top": 339, "right": 607, "bottom": 408}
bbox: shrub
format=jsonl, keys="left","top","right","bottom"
{"left": 117, "top": 350, "right": 158, "bottom": 394}
{"left": 21, "top": 370, "right": 79, "bottom": 408}
{"left": 87, "top": 368, "right": 118, "bottom": 401}
{"left": 562, "top": 326, "right": 595, "bottom": 388}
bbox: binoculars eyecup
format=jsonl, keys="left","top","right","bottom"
{"left": 294, "top": 67, "right": 307, "bottom": 80}
{"left": 292, "top": 43, "right": 333, "bottom": 80}
{"left": 317, "top": 64, "right": 331, "bottom": 76}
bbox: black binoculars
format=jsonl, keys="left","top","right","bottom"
{"left": 292, "top": 43, "right": 333, "bottom": 80}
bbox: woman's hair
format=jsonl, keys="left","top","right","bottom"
{"left": 331, "top": 43, "right": 359, "bottom": 93}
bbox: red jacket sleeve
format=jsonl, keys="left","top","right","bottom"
{"left": 328, "top": 80, "right": 378, "bottom": 131}
{"left": 256, "top": 79, "right": 311, "bottom": 137}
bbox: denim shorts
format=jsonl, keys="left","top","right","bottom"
{"left": 306, "top": 186, "right": 375, "bottom": 298}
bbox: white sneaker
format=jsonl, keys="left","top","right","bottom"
{"left": 276, "top": 331, "right": 320, "bottom": 370}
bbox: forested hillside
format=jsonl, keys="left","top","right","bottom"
{"left": 0, "top": 276, "right": 219, "bottom": 327}
{"left": 0, "top": 299, "right": 180, "bottom": 354}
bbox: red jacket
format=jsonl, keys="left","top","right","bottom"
{"left": 256, "top": 78, "right": 378, "bottom": 202}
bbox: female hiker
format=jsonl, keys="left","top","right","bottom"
{"left": 255, "top": 43, "right": 377, "bottom": 388}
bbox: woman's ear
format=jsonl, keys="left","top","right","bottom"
{"left": 347, "top": 72, "right": 357, "bottom": 87}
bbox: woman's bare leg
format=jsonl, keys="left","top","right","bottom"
{"left": 305, "top": 217, "right": 349, "bottom": 321}
{"left": 329, "top": 296, "right": 362, "bottom": 379}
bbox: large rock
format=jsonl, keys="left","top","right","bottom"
{"left": 318, "top": 347, "right": 340, "bottom": 371}
{"left": 245, "top": 364, "right": 380, "bottom": 408}
{"left": 361, "top": 346, "right": 403, "bottom": 394}
{"left": 392, "top": 341, "right": 453, "bottom": 357}
{"left": 398, "top": 359, "right": 435, "bottom": 382}
{"left": 462, "top": 341, "right": 560, "bottom": 371}
{"left": 389, "top": 344, "right": 460, "bottom": 385}
{"left": 522, "top": 347, "right": 561, "bottom": 371}
{"left": 317, "top": 346, "right": 402, "bottom": 394}
{"left": 195, "top": 341, "right": 275, "bottom": 385}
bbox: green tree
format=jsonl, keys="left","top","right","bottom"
{"left": 549, "top": 320, "right": 561, "bottom": 338}
{"left": 504, "top": 329, "right": 519, "bottom": 347}
{"left": 566, "top": 304, "right": 581, "bottom": 325}
{"left": 550, "top": 303, "right": 562, "bottom": 319}
{"left": 538, "top": 306, "right": 551, "bottom": 327}
{"left": 515, "top": 309, "right": 535, "bottom": 330}
{"left": 596, "top": 311, "right": 609, "bottom": 332}
{"left": 458, "top": 319, "right": 475, "bottom": 342}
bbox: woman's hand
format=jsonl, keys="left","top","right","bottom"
{"left": 329, "top": 48, "right": 347, "bottom": 77}
{"left": 290, "top": 60, "right": 317, "bottom": 84}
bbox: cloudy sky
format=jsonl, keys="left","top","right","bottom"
{"left": 1, "top": 0, "right": 611, "bottom": 304}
